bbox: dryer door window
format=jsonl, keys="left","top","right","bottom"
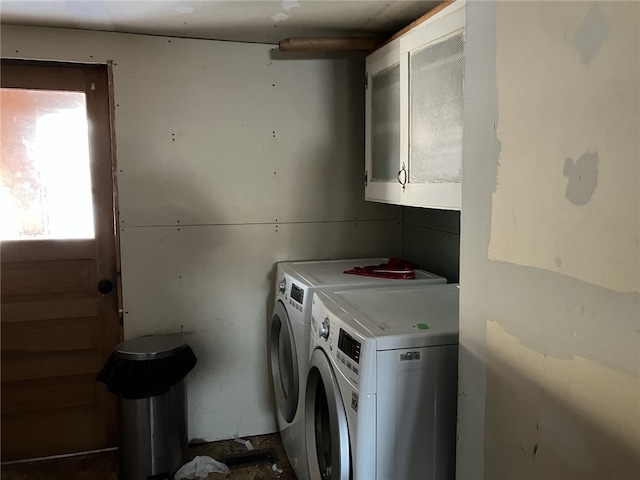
{"left": 306, "top": 349, "right": 351, "bottom": 480}
{"left": 270, "top": 300, "right": 299, "bottom": 423}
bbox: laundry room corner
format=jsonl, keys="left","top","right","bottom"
{"left": 0, "top": 24, "right": 403, "bottom": 444}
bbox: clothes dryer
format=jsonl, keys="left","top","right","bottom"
{"left": 306, "top": 283, "right": 459, "bottom": 480}
{"left": 268, "top": 259, "right": 446, "bottom": 480}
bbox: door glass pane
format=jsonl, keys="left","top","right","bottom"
{"left": 277, "top": 316, "right": 294, "bottom": 401}
{"left": 371, "top": 63, "right": 400, "bottom": 182}
{"left": 270, "top": 306, "right": 298, "bottom": 423}
{"left": 1, "top": 88, "right": 95, "bottom": 240}
{"left": 314, "top": 373, "right": 332, "bottom": 477}
{"left": 410, "top": 31, "right": 464, "bottom": 184}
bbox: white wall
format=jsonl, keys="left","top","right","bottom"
{"left": 1, "top": 25, "right": 402, "bottom": 442}
{"left": 459, "top": 2, "right": 639, "bottom": 478}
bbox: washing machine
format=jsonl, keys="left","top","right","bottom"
{"left": 268, "top": 258, "right": 446, "bottom": 480}
{"left": 306, "top": 283, "right": 459, "bottom": 480}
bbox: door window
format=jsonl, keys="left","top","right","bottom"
{"left": 1, "top": 89, "right": 95, "bottom": 240}
{"left": 270, "top": 301, "right": 299, "bottom": 422}
{"left": 306, "top": 350, "right": 351, "bottom": 480}
{"left": 314, "top": 373, "right": 334, "bottom": 476}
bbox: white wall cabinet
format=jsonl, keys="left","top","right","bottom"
{"left": 365, "top": 0, "right": 466, "bottom": 210}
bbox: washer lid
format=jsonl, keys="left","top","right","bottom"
{"left": 284, "top": 258, "right": 445, "bottom": 287}
{"left": 115, "top": 333, "right": 186, "bottom": 360}
{"left": 324, "top": 283, "right": 459, "bottom": 350}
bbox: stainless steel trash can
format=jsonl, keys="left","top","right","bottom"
{"left": 97, "top": 334, "right": 197, "bottom": 480}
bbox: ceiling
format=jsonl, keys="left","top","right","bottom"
{"left": 0, "top": 0, "right": 442, "bottom": 45}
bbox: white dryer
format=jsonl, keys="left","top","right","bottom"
{"left": 268, "top": 259, "right": 446, "bottom": 480}
{"left": 306, "top": 283, "right": 459, "bottom": 480}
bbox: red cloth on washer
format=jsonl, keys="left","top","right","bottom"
{"left": 343, "top": 258, "right": 419, "bottom": 279}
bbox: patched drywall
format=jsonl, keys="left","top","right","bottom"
{"left": 488, "top": 1, "right": 639, "bottom": 293}
{"left": 460, "top": 1, "right": 639, "bottom": 479}
{"left": 563, "top": 152, "right": 599, "bottom": 206}
{"left": 573, "top": 4, "right": 611, "bottom": 65}
{"left": 486, "top": 320, "right": 639, "bottom": 478}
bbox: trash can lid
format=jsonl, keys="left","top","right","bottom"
{"left": 115, "top": 333, "right": 187, "bottom": 360}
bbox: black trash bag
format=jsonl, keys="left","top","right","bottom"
{"left": 97, "top": 345, "right": 197, "bottom": 400}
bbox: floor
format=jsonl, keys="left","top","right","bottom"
{"left": 1, "top": 433, "right": 298, "bottom": 480}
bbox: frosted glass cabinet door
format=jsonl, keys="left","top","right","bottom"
{"left": 371, "top": 63, "right": 400, "bottom": 183}
{"left": 365, "top": 40, "right": 402, "bottom": 205}
{"left": 402, "top": 29, "right": 464, "bottom": 209}
{"left": 401, "top": 0, "right": 466, "bottom": 210}
{"left": 409, "top": 31, "right": 464, "bottom": 185}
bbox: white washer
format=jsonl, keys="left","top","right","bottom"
{"left": 306, "top": 283, "right": 459, "bottom": 480}
{"left": 268, "top": 259, "right": 446, "bottom": 480}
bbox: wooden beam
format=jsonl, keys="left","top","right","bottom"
{"left": 278, "top": 1, "right": 456, "bottom": 54}
{"left": 278, "top": 37, "right": 382, "bottom": 52}
{"left": 373, "top": 0, "right": 456, "bottom": 53}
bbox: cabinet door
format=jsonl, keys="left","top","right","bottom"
{"left": 365, "top": 42, "right": 402, "bottom": 204}
{"left": 401, "top": 1, "right": 466, "bottom": 210}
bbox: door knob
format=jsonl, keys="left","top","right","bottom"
{"left": 98, "top": 279, "right": 114, "bottom": 294}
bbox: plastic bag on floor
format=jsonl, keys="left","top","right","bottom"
{"left": 174, "top": 455, "right": 231, "bottom": 479}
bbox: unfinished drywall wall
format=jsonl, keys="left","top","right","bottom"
{"left": 489, "top": 2, "right": 638, "bottom": 294}
{"left": 460, "top": 2, "right": 639, "bottom": 478}
{"left": 1, "top": 25, "right": 402, "bottom": 442}
{"left": 402, "top": 207, "right": 460, "bottom": 282}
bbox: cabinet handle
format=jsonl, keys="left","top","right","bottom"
{"left": 397, "top": 164, "right": 407, "bottom": 188}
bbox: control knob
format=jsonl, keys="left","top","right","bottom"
{"left": 278, "top": 278, "right": 286, "bottom": 294}
{"left": 319, "top": 317, "right": 330, "bottom": 340}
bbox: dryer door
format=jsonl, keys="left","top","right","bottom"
{"left": 305, "top": 349, "right": 351, "bottom": 480}
{"left": 270, "top": 300, "right": 299, "bottom": 423}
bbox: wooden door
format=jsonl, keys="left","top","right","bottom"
{"left": 1, "top": 60, "right": 122, "bottom": 460}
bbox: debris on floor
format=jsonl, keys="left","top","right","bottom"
{"left": 0, "top": 433, "right": 298, "bottom": 480}
{"left": 174, "top": 455, "right": 230, "bottom": 479}
{"left": 234, "top": 437, "right": 254, "bottom": 450}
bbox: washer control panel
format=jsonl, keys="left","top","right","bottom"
{"left": 288, "top": 281, "right": 304, "bottom": 312}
